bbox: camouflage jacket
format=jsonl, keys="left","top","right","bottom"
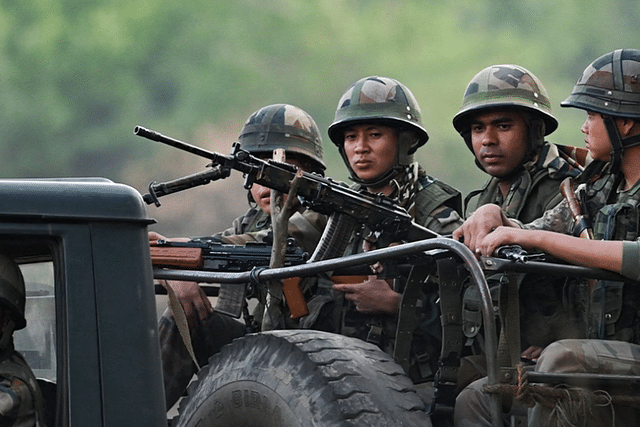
{"left": 464, "top": 142, "right": 583, "bottom": 222}
{"left": 211, "top": 206, "right": 327, "bottom": 255}
{"left": 526, "top": 161, "right": 640, "bottom": 343}
{"left": 300, "top": 173, "right": 464, "bottom": 383}
{"left": 464, "top": 143, "right": 585, "bottom": 349}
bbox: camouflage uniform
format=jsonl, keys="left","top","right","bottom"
{"left": 529, "top": 339, "right": 640, "bottom": 427}
{"left": 453, "top": 65, "right": 586, "bottom": 426}
{"left": 300, "top": 76, "right": 464, "bottom": 384}
{"left": 457, "top": 50, "right": 640, "bottom": 427}
{"left": 159, "top": 104, "right": 327, "bottom": 410}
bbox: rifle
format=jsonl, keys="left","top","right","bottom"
{"left": 560, "top": 177, "right": 594, "bottom": 239}
{"left": 134, "top": 126, "right": 440, "bottom": 251}
{"left": 151, "top": 238, "right": 309, "bottom": 319}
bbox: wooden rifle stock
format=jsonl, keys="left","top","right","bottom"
{"left": 559, "top": 177, "right": 594, "bottom": 239}
{"left": 150, "top": 241, "right": 370, "bottom": 320}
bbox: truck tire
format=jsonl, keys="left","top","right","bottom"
{"left": 173, "top": 330, "right": 432, "bottom": 427}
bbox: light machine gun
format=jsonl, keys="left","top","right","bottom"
{"left": 134, "top": 125, "right": 440, "bottom": 258}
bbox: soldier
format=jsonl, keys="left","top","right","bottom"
{"left": 451, "top": 65, "right": 585, "bottom": 396}
{"left": 0, "top": 254, "right": 45, "bottom": 426}
{"left": 300, "top": 76, "right": 463, "bottom": 384}
{"left": 453, "top": 49, "right": 640, "bottom": 426}
{"left": 156, "top": 103, "right": 327, "bottom": 409}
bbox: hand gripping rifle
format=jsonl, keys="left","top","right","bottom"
{"left": 134, "top": 126, "right": 440, "bottom": 254}
{"left": 560, "top": 177, "right": 594, "bottom": 239}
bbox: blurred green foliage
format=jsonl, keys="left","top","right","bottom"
{"left": 1, "top": 0, "right": 639, "bottom": 234}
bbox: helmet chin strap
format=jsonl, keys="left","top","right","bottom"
{"left": 602, "top": 115, "right": 640, "bottom": 175}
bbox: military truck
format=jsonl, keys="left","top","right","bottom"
{"left": 6, "top": 176, "right": 483, "bottom": 426}
{"left": 7, "top": 177, "right": 636, "bottom": 427}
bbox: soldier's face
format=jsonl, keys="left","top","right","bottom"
{"left": 470, "top": 110, "right": 529, "bottom": 178}
{"left": 343, "top": 123, "right": 398, "bottom": 186}
{"left": 581, "top": 111, "right": 611, "bottom": 162}
{"left": 250, "top": 156, "right": 308, "bottom": 215}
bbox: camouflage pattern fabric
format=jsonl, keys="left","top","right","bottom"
{"left": 525, "top": 164, "right": 640, "bottom": 344}
{"left": 465, "top": 143, "right": 583, "bottom": 223}
{"left": 0, "top": 347, "right": 44, "bottom": 427}
{"left": 299, "top": 165, "right": 463, "bottom": 383}
{"left": 454, "top": 340, "right": 640, "bottom": 427}
{"left": 459, "top": 142, "right": 585, "bottom": 395}
{"left": 529, "top": 339, "right": 640, "bottom": 427}
{"left": 159, "top": 205, "right": 327, "bottom": 409}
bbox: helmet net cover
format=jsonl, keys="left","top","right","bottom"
{"left": 0, "top": 254, "right": 26, "bottom": 330}
{"left": 238, "top": 104, "right": 325, "bottom": 172}
{"left": 453, "top": 64, "right": 558, "bottom": 136}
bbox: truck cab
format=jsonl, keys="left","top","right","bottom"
{"left": 1, "top": 179, "right": 166, "bottom": 426}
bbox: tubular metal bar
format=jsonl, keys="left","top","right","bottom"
{"left": 528, "top": 371, "right": 640, "bottom": 390}
{"left": 153, "top": 237, "right": 501, "bottom": 425}
{"left": 481, "top": 257, "right": 627, "bottom": 282}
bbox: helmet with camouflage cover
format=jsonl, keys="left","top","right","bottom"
{"left": 0, "top": 254, "right": 26, "bottom": 332}
{"left": 453, "top": 64, "right": 558, "bottom": 166}
{"left": 238, "top": 104, "right": 325, "bottom": 173}
{"left": 561, "top": 49, "right": 640, "bottom": 173}
{"left": 327, "top": 76, "right": 429, "bottom": 186}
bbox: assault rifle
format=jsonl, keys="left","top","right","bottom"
{"left": 151, "top": 238, "right": 309, "bottom": 318}
{"left": 134, "top": 126, "right": 440, "bottom": 250}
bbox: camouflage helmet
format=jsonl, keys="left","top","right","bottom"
{"left": 453, "top": 64, "right": 558, "bottom": 137}
{"left": 327, "top": 76, "right": 429, "bottom": 186}
{"left": 0, "top": 254, "right": 26, "bottom": 331}
{"left": 561, "top": 49, "right": 640, "bottom": 119}
{"left": 238, "top": 104, "right": 325, "bottom": 172}
{"left": 561, "top": 49, "right": 640, "bottom": 172}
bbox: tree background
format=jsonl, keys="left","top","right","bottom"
{"left": 2, "top": 0, "right": 638, "bottom": 236}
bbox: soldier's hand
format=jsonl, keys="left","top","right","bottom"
{"left": 333, "top": 276, "right": 400, "bottom": 315}
{"left": 521, "top": 345, "right": 543, "bottom": 363}
{"left": 149, "top": 231, "right": 166, "bottom": 243}
{"left": 453, "top": 204, "right": 509, "bottom": 255}
{"left": 166, "top": 280, "right": 213, "bottom": 328}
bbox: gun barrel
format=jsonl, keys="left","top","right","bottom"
{"left": 134, "top": 125, "right": 222, "bottom": 161}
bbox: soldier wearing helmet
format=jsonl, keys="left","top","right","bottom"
{"left": 453, "top": 50, "right": 640, "bottom": 427}
{"left": 452, "top": 65, "right": 586, "bottom": 405}
{"left": 301, "top": 76, "right": 463, "bottom": 386}
{"left": 0, "top": 254, "right": 45, "bottom": 426}
{"left": 327, "top": 76, "right": 462, "bottom": 232}
{"left": 154, "top": 104, "right": 328, "bottom": 409}
{"left": 453, "top": 64, "right": 584, "bottom": 223}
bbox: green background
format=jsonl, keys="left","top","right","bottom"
{"left": 2, "top": 0, "right": 638, "bottom": 236}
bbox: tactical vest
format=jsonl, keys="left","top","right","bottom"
{"left": 581, "top": 170, "right": 640, "bottom": 343}
{"left": 301, "top": 176, "right": 462, "bottom": 383}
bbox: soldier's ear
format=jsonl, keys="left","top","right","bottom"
{"left": 616, "top": 117, "right": 638, "bottom": 137}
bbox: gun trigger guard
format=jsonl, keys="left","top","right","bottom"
{"left": 249, "top": 266, "right": 268, "bottom": 287}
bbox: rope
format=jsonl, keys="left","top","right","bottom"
{"left": 482, "top": 363, "right": 640, "bottom": 410}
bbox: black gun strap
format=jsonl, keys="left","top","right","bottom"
{"left": 393, "top": 264, "right": 431, "bottom": 372}
{"left": 432, "top": 257, "right": 465, "bottom": 411}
